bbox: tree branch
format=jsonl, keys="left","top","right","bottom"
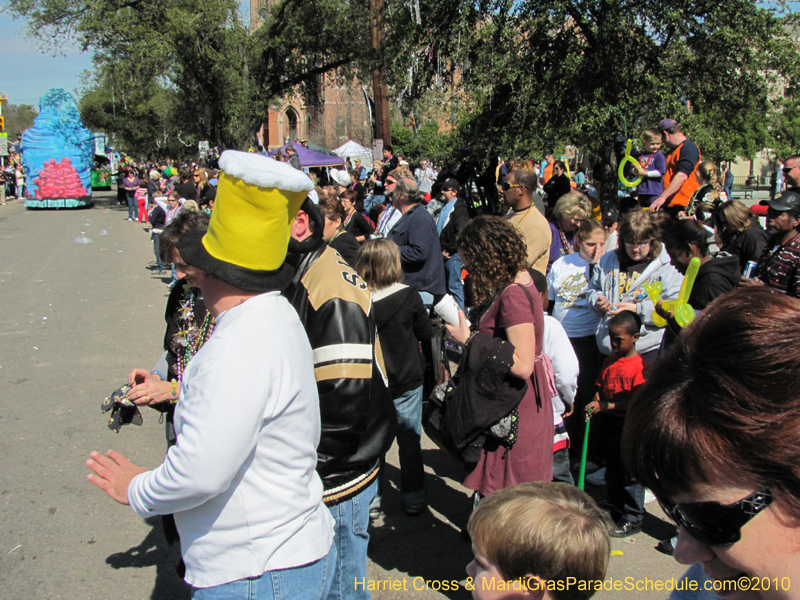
{"left": 266, "top": 55, "right": 355, "bottom": 98}
{"left": 564, "top": 0, "right": 596, "bottom": 49}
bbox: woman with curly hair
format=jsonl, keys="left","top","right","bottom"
{"left": 446, "top": 216, "right": 554, "bottom": 496}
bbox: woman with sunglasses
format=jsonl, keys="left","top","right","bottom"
{"left": 623, "top": 287, "right": 800, "bottom": 597}
{"left": 588, "top": 210, "right": 683, "bottom": 364}
{"left": 193, "top": 169, "right": 210, "bottom": 204}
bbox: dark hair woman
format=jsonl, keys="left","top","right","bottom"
{"left": 623, "top": 287, "right": 800, "bottom": 596}
{"left": 124, "top": 209, "right": 212, "bottom": 577}
{"left": 340, "top": 189, "right": 374, "bottom": 242}
{"left": 319, "top": 195, "right": 360, "bottom": 266}
{"left": 662, "top": 218, "right": 739, "bottom": 311}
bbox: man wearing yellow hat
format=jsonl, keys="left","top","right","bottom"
{"left": 86, "top": 151, "right": 336, "bottom": 599}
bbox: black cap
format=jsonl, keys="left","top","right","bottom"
{"left": 658, "top": 118, "right": 679, "bottom": 131}
{"left": 760, "top": 191, "right": 800, "bottom": 214}
{"left": 441, "top": 177, "right": 460, "bottom": 191}
{"left": 602, "top": 205, "right": 619, "bottom": 223}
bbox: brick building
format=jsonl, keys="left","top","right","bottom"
{"left": 250, "top": 0, "right": 373, "bottom": 150}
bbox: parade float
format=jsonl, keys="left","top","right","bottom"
{"left": 91, "top": 133, "right": 113, "bottom": 191}
{"left": 21, "top": 88, "right": 94, "bottom": 209}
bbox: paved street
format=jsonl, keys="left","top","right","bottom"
{"left": 1, "top": 191, "right": 690, "bottom": 599}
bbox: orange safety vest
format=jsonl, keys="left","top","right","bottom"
{"left": 543, "top": 163, "right": 554, "bottom": 183}
{"left": 663, "top": 141, "right": 701, "bottom": 207}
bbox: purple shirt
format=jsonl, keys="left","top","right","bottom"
{"left": 548, "top": 222, "right": 576, "bottom": 273}
{"left": 123, "top": 175, "right": 140, "bottom": 191}
{"left": 635, "top": 150, "right": 666, "bottom": 196}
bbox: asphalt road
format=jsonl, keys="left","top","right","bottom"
{"left": 0, "top": 191, "right": 688, "bottom": 600}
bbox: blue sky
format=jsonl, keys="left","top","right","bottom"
{"left": 0, "top": 2, "right": 250, "bottom": 108}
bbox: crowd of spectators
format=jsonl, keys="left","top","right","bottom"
{"left": 84, "top": 119, "right": 800, "bottom": 600}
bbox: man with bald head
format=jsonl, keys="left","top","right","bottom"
{"left": 503, "top": 169, "right": 551, "bottom": 274}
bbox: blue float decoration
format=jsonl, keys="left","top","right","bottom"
{"left": 21, "top": 89, "right": 94, "bottom": 209}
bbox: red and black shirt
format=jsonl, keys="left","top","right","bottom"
{"left": 755, "top": 232, "right": 800, "bottom": 297}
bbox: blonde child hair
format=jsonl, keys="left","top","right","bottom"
{"left": 574, "top": 218, "right": 606, "bottom": 245}
{"left": 643, "top": 129, "right": 661, "bottom": 143}
{"left": 469, "top": 482, "right": 611, "bottom": 600}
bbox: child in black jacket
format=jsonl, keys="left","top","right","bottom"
{"left": 356, "top": 238, "right": 432, "bottom": 516}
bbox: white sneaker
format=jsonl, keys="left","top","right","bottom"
{"left": 585, "top": 467, "right": 606, "bottom": 486}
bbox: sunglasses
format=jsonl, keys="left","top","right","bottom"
{"left": 385, "top": 179, "right": 397, "bottom": 186}
{"left": 782, "top": 166, "right": 797, "bottom": 173}
{"left": 502, "top": 182, "right": 522, "bottom": 191}
{"left": 658, "top": 489, "right": 772, "bottom": 546}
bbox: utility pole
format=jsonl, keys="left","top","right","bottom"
{"left": 370, "top": 0, "right": 391, "bottom": 147}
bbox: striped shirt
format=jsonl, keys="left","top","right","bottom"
{"left": 755, "top": 232, "right": 800, "bottom": 297}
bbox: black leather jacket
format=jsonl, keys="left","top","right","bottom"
{"left": 284, "top": 243, "right": 396, "bottom": 505}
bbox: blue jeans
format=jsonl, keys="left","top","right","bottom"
{"left": 326, "top": 477, "right": 377, "bottom": 600}
{"left": 552, "top": 447, "right": 574, "bottom": 485}
{"left": 191, "top": 546, "right": 336, "bottom": 600}
{"left": 598, "top": 414, "right": 644, "bottom": 525}
{"left": 393, "top": 386, "right": 426, "bottom": 507}
{"left": 126, "top": 190, "right": 137, "bottom": 219}
{"left": 445, "top": 254, "right": 464, "bottom": 310}
{"left": 152, "top": 233, "right": 167, "bottom": 271}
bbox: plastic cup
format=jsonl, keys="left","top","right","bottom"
{"left": 434, "top": 294, "right": 461, "bottom": 326}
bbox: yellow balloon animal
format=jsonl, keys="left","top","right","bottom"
{"left": 644, "top": 281, "right": 666, "bottom": 327}
{"left": 618, "top": 139, "right": 642, "bottom": 188}
{"left": 649, "top": 257, "right": 701, "bottom": 328}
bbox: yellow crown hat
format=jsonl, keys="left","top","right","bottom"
{"left": 177, "top": 150, "right": 313, "bottom": 292}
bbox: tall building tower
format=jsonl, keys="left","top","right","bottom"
{"left": 249, "top": 0, "right": 372, "bottom": 150}
{"left": 250, "top": 0, "right": 269, "bottom": 30}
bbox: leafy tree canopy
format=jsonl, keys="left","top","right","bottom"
{"left": 6, "top": 0, "right": 799, "bottom": 171}
{"left": 390, "top": 117, "right": 450, "bottom": 165}
{"left": 4, "top": 0, "right": 383, "bottom": 154}
{"left": 444, "top": 0, "right": 800, "bottom": 169}
{"left": 1, "top": 102, "right": 38, "bottom": 141}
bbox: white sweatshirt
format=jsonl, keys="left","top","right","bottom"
{"left": 128, "top": 292, "right": 334, "bottom": 588}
